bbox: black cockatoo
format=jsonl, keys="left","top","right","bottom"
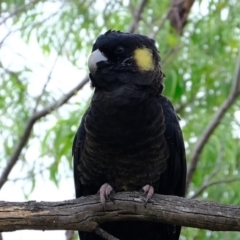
{"left": 72, "top": 30, "right": 186, "bottom": 240}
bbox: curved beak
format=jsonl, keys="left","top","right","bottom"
{"left": 88, "top": 49, "right": 108, "bottom": 74}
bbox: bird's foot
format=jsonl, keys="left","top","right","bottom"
{"left": 98, "top": 183, "right": 114, "bottom": 206}
{"left": 142, "top": 184, "right": 154, "bottom": 206}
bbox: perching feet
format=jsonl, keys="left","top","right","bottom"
{"left": 142, "top": 184, "right": 154, "bottom": 204}
{"left": 98, "top": 183, "right": 114, "bottom": 205}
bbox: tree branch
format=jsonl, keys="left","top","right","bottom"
{"left": 0, "top": 76, "right": 89, "bottom": 190}
{"left": 127, "top": 0, "right": 148, "bottom": 33}
{"left": 33, "top": 23, "right": 73, "bottom": 113}
{"left": 186, "top": 50, "right": 240, "bottom": 191}
{"left": 189, "top": 141, "right": 224, "bottom": 199}
{"left": 0, "top": 5, "right": 63, "bottom": 47}
{"left": 150, "top": 7, "right": 172, "bottom": 39}
{"left": 168, "top": 0, "right": 195, "bottom": 34}
{"left": 0, "top": 0, "right": 40, "bottom": 26}
{"left": 65, "top": 230, "right": 75, "bottom": 240}
{"left": 94, "top": 227, "right": 120, "bottom": 240}
{"left": 0, "top": 192, "right": 240, "bottom": 232}
{"left": 190, "top": 178, "right": 240, "bottom": 199}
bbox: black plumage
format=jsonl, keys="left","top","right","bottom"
{"left": 72, "top": 30, "right": 186, "bottom": 240}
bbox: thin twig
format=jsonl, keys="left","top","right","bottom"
{"left": 204, "top": 141, "right": 224, "bottom": 180}
{"left": 8, "top": 166, "right": 47, "bottom": 182}
{"left": 94, "top": 227, "right": 120, "bottom": 240}
{"left": 186, "top": 49, "right": 240, "bottom": 191}
{"left": 150, "top": 8, "right": 172, "bottom": 39}
{"left": 0, "top": 76, "right": 89, "bottom": 190}
{"left": 0, "top": 0, "right": 40, "bottom": 26}
{"left": 162, "top": 46, "right": 182, "bottom": 67}
{"left": 189, "top": 142, "right": 224, "bottom": 199}
{"left": 65, "top": 230, "right": 75, "bottom": 240}
{"left": 0, "top": 5, "right": 63, "bottom": 47}
{"left": 127, "top": 0, "right": 148, "bottom": 33}
{"left": 190, "top": 178, "right": 240, "bottom": 199}
{"left": 33, "top": 22, "right": 73, "bottom": 113}
{"left": 175, "top": 94, "right": 195, "bottom": 113}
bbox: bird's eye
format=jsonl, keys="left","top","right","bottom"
{"left": 115, "top": 46, "right": 124, "bottom": 54}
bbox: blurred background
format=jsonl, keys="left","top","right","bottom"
{"left": 0, "top": 0, "right": 240, "bottom": 239}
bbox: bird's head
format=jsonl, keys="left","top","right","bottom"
{"left": 88, "top": 30, "right": 165, "bottom": 92}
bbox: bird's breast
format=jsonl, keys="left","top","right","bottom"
{"left": 80, "top": 90, "right": 169, "bottom": 190}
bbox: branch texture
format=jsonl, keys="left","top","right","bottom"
{"left": 0, "top": 192, "right": 240, "bottom": 232}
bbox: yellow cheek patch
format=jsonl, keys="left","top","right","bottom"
{"left": 133, "top": 48, "right": 154, "bottom": 71}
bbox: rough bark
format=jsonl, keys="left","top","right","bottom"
{"left": 0, "top": 192, "right": 240, "bottom": 232}
{"left": 168, "top": 0, "right": 195, "bottom": 34}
